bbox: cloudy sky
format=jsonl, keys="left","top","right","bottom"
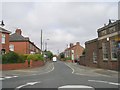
{"left": 0, "top": 0, "right": 119, "bottom": 54}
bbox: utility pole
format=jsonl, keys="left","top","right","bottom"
{"left": 41, "top": 29, "right": 43, "bottom": 53}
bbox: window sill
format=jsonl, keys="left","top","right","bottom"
{"left": 93, "top": 61, "right": 97, "bottom": 64}
{"left": 110, "top": 59, "right": 118, "bottom": 62}
{"left": 103, "top": 59, "right": 108, "bottom": 62}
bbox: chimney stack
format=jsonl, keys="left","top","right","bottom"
{"left": 16, "top": 29, "right": 22, "bottom": 35}
{"left": 70, "top": 43, "right": 73, "bottom": 47}
{"left": 76, "top": 42, "right": 80, "bottom": 45}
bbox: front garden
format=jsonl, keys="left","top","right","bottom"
{"left": 1, "top": 51, "right": 45, "bottom": 70}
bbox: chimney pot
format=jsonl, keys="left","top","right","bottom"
{"left": 70, "top": 43, "right": 73, "bottom": 47}
{"left": 16, "top": 29, "right": 22, "bottom": 35}
{"left": 76, "top": 42, "right": 80, "bottom": 45}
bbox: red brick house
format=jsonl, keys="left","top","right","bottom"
{"left": 80, "top": 20, "right": 120, "bottom": 70}
{"left": 0, "top": 27, "right": 11, "bottom": 54}
{"left": 9, "top": 29, "right": 41, "bottom": 54}
{"left": 64, "top": 42, "right": 84, "bottom": 61}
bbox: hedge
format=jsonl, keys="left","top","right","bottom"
{"left": 65, "top": 57, "right": 72, "bottom": 61}
{"left": 2, "top": 51, "right": 25, "bottom": 64}
{"left": 27, "top": 54, "right": 44, "bottom": 61}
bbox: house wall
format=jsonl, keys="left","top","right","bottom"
{"left": 9, "top": 41, "right": 28, "bottom": 54}
{"left": 83, "top": 20, "right": 119, "bottom": 70}
{"left": 85, "top": 40, "right": 98, "bottom": 68}
{"left": 64, "top": 42, "right": 84, "bottom": 61}
{"left": 2, "top": 32, "right": 10, "bottom": 53}
{"left": 98, "top": 36, "right": 119, "bottom": 70}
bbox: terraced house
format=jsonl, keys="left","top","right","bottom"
{"left": 9, "top": 29, "right": 41, "bottom": 54}
{"left": 64, "top": 42, "right": 84, "bottom": 62}
{"left": 80, "top": 20, "right": 120, "bottom": 70}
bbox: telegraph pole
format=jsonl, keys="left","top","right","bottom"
{"left": 41, "top": 29, "right": 43, "bottom": 53}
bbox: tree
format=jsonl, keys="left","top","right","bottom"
{"left": 44, "top": 51, "right": 53, "bottom": 60}
{"left": 60, "top": 53, "right": 65, "bottom": 59}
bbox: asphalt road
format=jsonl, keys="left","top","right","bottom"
{"left": 1, "top": 61, "right": 120, "bottom": 90}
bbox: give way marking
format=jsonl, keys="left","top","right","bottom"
{"left": 16, "top": 81, "right": 41, "bottom": 89}
{"left": 88, "top": 80, "right": 120, "bottom": 86}
{"left": 58, "top": 85, "right": 94, "bottom": 89}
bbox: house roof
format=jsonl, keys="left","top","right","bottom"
{"left": 10, "top": 33, "right": 29, "bottom": 42}
{"left": 0, "top": 27, "right": 11, "bottom": 34}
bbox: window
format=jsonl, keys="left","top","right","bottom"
{"left": 1, "top": 49, "right": 6, "bottom": 55}
{"left": 2, "top": 34, "right": 5, "bottom": 44}
{"left": 110, "top": 40, "right": 117, "bottom": 60}
{"left": 102, "top": 42, "right": 108, "bottom": 60}
{"left": 9, "top": 44, "right": 14, "bottom": 51}
{"left": 109, "top": 27, "right": 116, "bottom": 33}
{"left": 93, "top": 51, "right": 97, "bottom": 63}
{"left": 101, "top": 30, "right": 107, "bottom": 36}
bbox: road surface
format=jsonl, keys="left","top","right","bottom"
{"left": 1, "top": 61, "right": 119, "bottom": 90}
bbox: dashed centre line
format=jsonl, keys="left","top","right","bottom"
{"left": 0, "top": 76, "right": 19, "bottom": 81}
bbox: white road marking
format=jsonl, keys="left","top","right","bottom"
{"left": 65, "top": 63, "right": 74, "bottom": 73}
{"left": 0, "top": 78, "right": 5, "bottom": 80}
{"left": 16, "top": 81, "right": 41, "bottom": 89}
{"left": 88, "top": 80, "right": 120, "bottom": 86}
{"left": 59, "top": 85, "right": 94, "bottom": 88}
{"left": 13, "top": 76, "right": 18, "bottom": 78}
{"left": 0, "top": 76, "right": 18, "bottom": 80}
{"left": 36, "top": 63, "right": 54, "bottom": 75}
{"left": 4, "top": 76, "right": 12, "bottom": 79}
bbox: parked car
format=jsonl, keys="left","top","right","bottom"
{"left": 52, "top": 56, "right": 57, "bottom": 62}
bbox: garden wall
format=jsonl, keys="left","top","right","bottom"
{"left": 0, "top": 60, "right": 45, "bottom": 70}
{"left": 0, "top": 60, "right": 28, "bottom": 70}
{"left": 30, "top": 60, "right": 45, "bottom": 68}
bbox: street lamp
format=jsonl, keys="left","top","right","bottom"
{"left": 44, "top": 39, "right": 50, "bottom": 51}
{"left": 0, "top": 20, "right": 5, "bottom": 27}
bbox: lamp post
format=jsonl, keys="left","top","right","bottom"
{"left": 44, "top": 39, "right": 49, "bottom": 51}
{"left": 0, "top": 20, "right": 5, "bottom": 27}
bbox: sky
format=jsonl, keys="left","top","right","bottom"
{"left": 0, "top": 0, "right": 119, "bottom": 54}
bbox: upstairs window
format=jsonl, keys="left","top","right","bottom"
{"left": 2, "top": 34, "right": 5, "bottom": 44}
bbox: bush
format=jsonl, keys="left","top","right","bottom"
{"left": 2, "top": 51, "right": 25, "bottom": 64}
{"left": 27, "top": 54, "right": 44, "bottom": 61}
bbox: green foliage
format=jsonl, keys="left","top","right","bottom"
{"left": 27, "top": 54, "right": 44, "bottom": 61}
{"left": 65, "top": 57, "right": 72, "bottom": 60}
{"left": 44, "top": 51, "right": 53, "bottom": 60}
{"left": 2, "top": 51, "right": 25, "bottom": 64}
{"left": 60, "top": 53, "right": 65, "bottom": 59}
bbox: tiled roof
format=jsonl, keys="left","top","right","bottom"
{"left": 0, "top": 27, "right": 11, "bottom": 34}
{"left": 10, "top": 33, "right": 29, "bottom": 42}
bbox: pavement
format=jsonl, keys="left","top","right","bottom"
{"left": 1, "top": 61, "right": 54, "bottom": 77}
{"left": 65, "top": 62, "right": 119, "bottom": 78}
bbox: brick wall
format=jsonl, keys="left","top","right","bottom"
{"left": 10, "top": 41, "right": 28, "bottom": 54}
{"left": 98, "top": 37, "right": 118, "bottom": 70}
{"left": 79, "top": 56, "right": 86, "bottom": 66}
{"left": 0, "top": 60, "right": 28, "bottom": 70}
{"left": 29, "top": 60, "right": 44, "bottom": 68}
{"left": 85, "top": 39, "right": 98, "bottom": 68}
{"left": 2, "top": 33, "right": 10, "bottom": 53}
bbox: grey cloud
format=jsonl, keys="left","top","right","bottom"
{"left": 2, "top": 2, "right": 118, "bottom": 54}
